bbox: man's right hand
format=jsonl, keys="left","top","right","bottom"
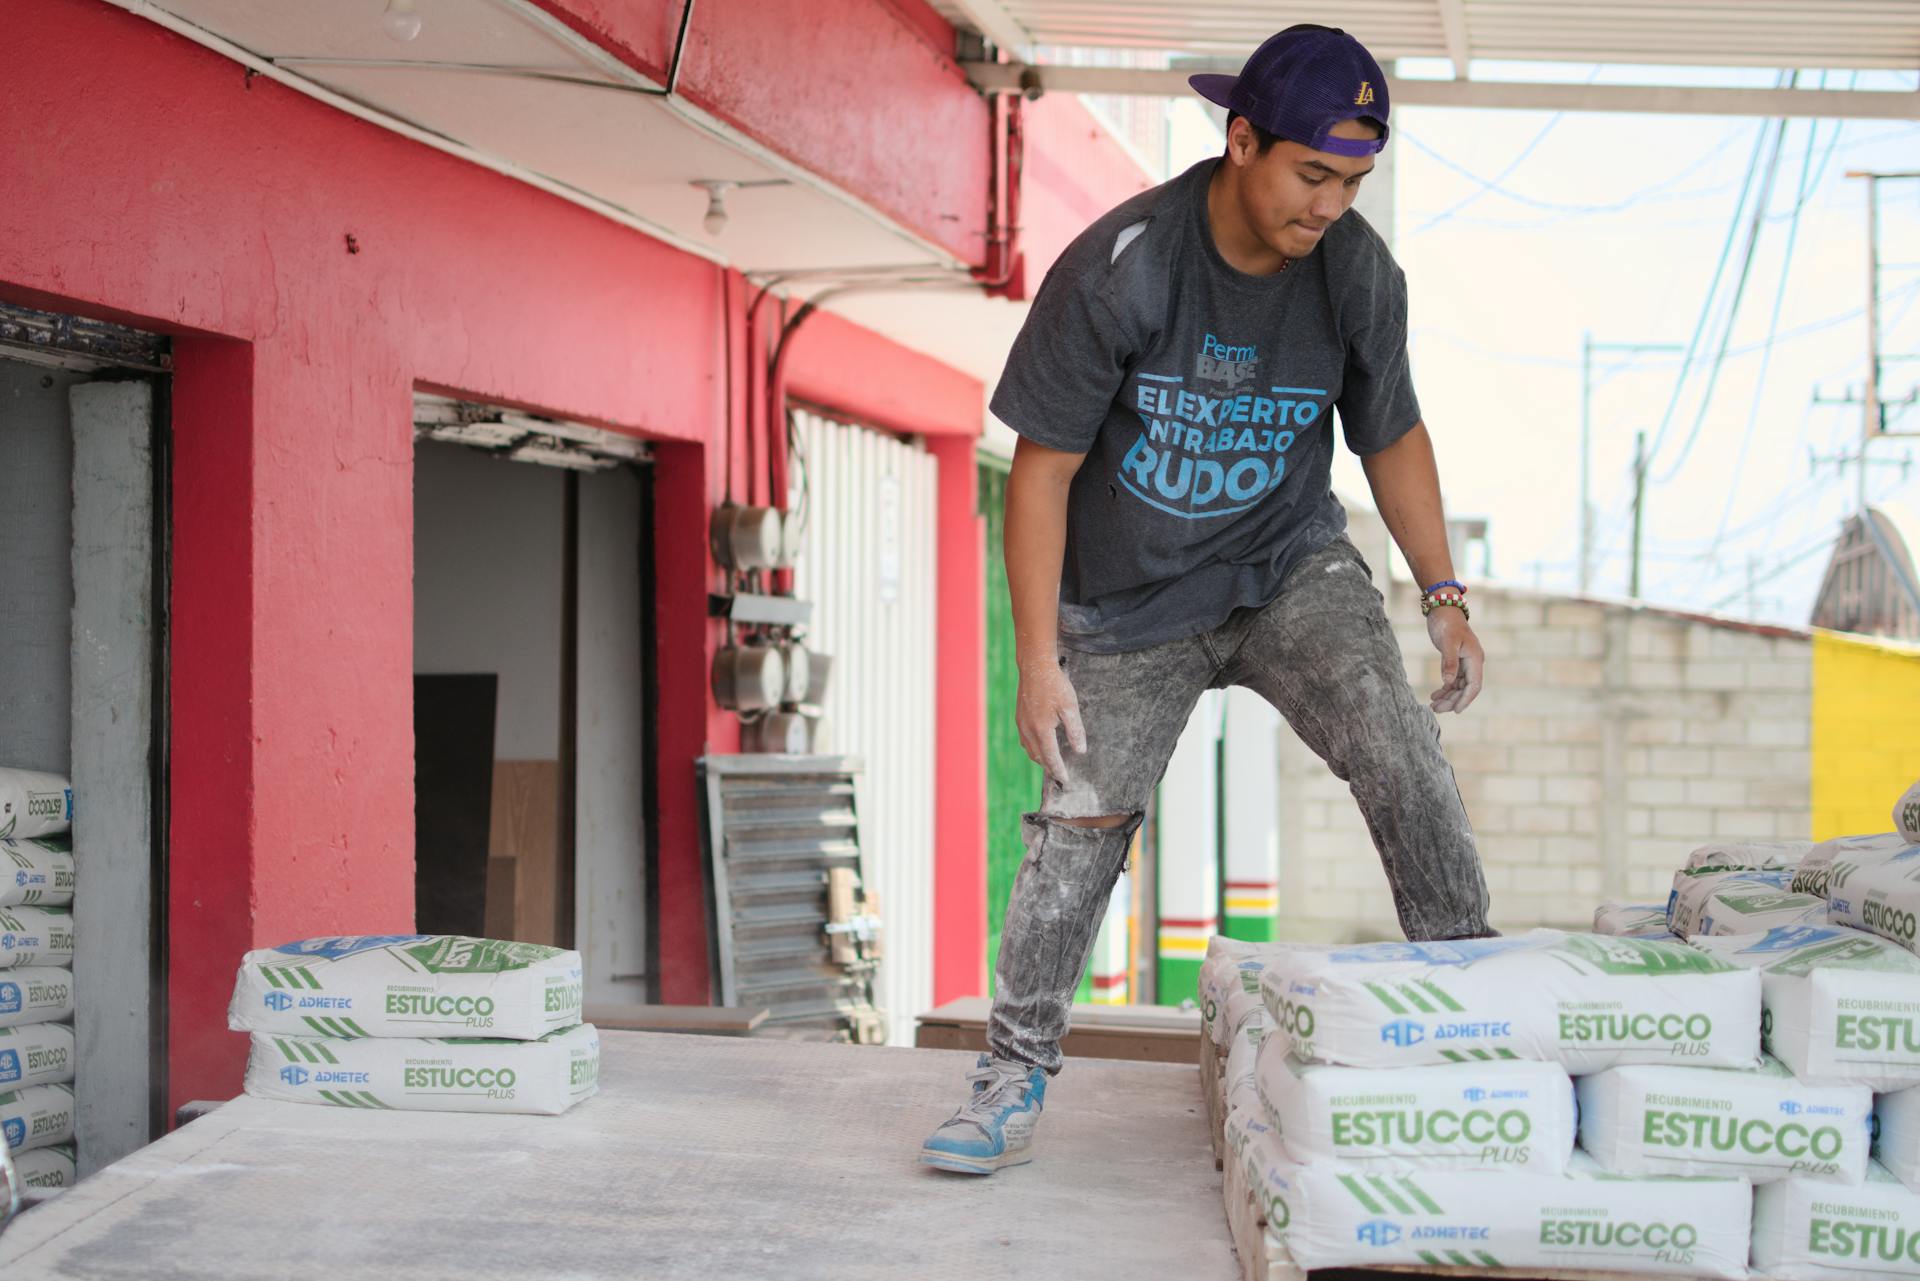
{"left": 1016, "top": 658, "right": 1087, "bottom": 784}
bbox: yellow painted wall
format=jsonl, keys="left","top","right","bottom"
{"left": 1811, "top": 630, "right": 1920, "bottom": 838}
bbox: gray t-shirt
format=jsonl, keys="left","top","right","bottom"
{"left": 991, "top": 157, "right": 1420, "bottom": 654}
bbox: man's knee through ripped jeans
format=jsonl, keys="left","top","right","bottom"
{"left": 985, "top": 813, "right": 1137, "bottom": 1074}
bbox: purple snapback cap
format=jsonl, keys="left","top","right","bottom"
{"left": 1190, "top": 25, "right": 1389, "bottom": 158}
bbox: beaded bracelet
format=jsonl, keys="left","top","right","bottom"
{"left": 1421, "top": 595, "right": 1470, "bottom": 622}
{"left": 1422, "top": 578, "right": 1467, "bottom": 598}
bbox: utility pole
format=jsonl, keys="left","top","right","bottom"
{"left": 1581, "top": 336, "right": 1681, "bottom": 595}
{"left": 1832, "top": 170, "right": 1920, "bottom": 509}
{"left": 1630, "top": 431, "right": 1648, "bottom": 600}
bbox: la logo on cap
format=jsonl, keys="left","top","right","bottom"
{"left": 1354, "top": 82, "right": 1376, "bottom": 106}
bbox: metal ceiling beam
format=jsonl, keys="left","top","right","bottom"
{"left": 1435, "top": 0, "right": 1471, "bottom": 79}
{"left": 964, "top": 63, "right": 1920, "bottom": 120}
{"left": 946, "top": 0, "right": 1035, "bottom": 59}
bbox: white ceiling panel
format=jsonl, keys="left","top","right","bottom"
{"left": 937, "top": 0, "right": 1920, "bottom": 71}
{"left": 154, "top": 0, "right": 631, "bottom": 77}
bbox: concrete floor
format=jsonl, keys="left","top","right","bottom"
{"left": 0, "top": 1031, "right": 1240, "bottom": 1280}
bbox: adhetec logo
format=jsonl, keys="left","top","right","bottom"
{"left": 1357, "top": 1221, "right": 1403, "bottom": 1247}
{"left": 1462, "top": 1088, "right": 1487, "bottom": 1102}
{"left": 264, "top": 992, "right": 294, "bottom": 1012}
{"left": 2, "top": 1119, "right": 22, "bottom": 1148}
{"left": 1381, "top": 1020, "right": 1426, "bottom": 1047}
{"left": 1780, "top": 1101, "right": 1803, "bottom": 1116}
{"left": 280, "top": 1065, "right": 310, "bottom": 1086}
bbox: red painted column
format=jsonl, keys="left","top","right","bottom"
{"left": 927, "top": 434, "right": 987, "bottom": 1002}
{"left": 167, "top": 337, "right": 259, "bottom": 1109}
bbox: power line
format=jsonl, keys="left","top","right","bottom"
{"left": 1641, "top": 117, "right": 1775, "bottom": 468}
{"left": 1702, "top": 108, "right": 1828, "bottom": 557}
{"left": 1654, "top": 83, "right": 1797, "bottom": 483}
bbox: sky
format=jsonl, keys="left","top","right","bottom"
{"left": 1156, "top": 62, "right": 1920, "bottom": 626}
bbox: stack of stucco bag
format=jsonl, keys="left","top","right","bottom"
{"left": 1209, "top": 930, "right": 1765, "bottom": 1280}
{"left": 0, "top": 767, "right": 78, "bottom": 1193}
{"left": 229, "top": 934, "right": 598, "bottom": 1116}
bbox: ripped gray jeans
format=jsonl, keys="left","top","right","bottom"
{"left": 987, "top": 534, "right": 1494, "bottom": 1074}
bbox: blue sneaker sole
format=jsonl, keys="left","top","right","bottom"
{"left": 919, "top": 1146, "right": 1033, "bottom": 1175}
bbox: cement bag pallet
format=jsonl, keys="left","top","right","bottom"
{"left": 1256, "top": 1049, "right": 1575, "bottom": 1174}
{"left": 1259, "top": 931, "right": 1761, "bottom": 1072}
{"left": 12, "top": 1142, "right": 74, "bottom": 1190}
{"left": 1686, "top": 840, "right": 1814, "bottom": 872}
{"left": 0, "top": 968, "right": 71, "bottom": 1030}
{"left": 1691, "top": 926, "right": 1920, "bottom": 1090}
{"left": 1793, "top": 834, "right": 1913, "bottom": 900}
{"left": 1577, "top": 1055, "right": 1872, "bottom": 1184}
{"left": 0, "top": 838, "right": 73, "bottom": 909}
{"left": 0, "top": 1084, "right": 74, "bottom": 1154}
{"left": 1827, "top": 844, "right": 1920, "bottom": 957}
{"left": 1255, "top": 1150, "right": 1751, "bottom": 1278}
{"left": 1595, "top": 901, "right": 1672, "bottom": 938}
{"left": 1875, "top": 1082, "right": 1920, "bottom": 1194}
{"left": 1668, "top": 868, "right": 1823, "bottom": 939}
{"left": 244, "top": 1023, "right": 599, "bottom": 1115}
{"left": 0, "top": 1024, "right": 72, "bottom": 1090}
{"left": 1899, "top": 781, "right": 1920, "bottom": 846}
{"left": 229, "top": 934, "right": 584, "bottom": 1040}
{"left": 0, "top": 770, "right": 70, "bottom": 842}
{"left": 1752, "top": 1163, "right": 1920, "bottom": 1280}
{"left": 0, "top": 907, "right": 72, "bottom": 969}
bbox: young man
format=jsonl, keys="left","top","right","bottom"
{"left": 920, "top": 26, "right": 1494, "bottom": 1176}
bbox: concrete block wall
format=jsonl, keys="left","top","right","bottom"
{"left": 1273, "top": 511, "right": 1813, "bottom": 940}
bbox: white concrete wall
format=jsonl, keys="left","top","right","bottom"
{"left": 412, "top": 442, "right": 565, "bottom": 759}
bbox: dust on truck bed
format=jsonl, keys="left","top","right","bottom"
{"left": 0, "top": 1030, "right": 1239, "bottom": 1280}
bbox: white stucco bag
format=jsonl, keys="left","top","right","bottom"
{"left": 1827, "top": 844, "right": 1920, "bottom": 956}
{"left": 1877, "top": 1081, "right": 1920, "bottom": 1195}
{"left": 1227, "top": 1105, "right": 1300, "bottom": 1264}
{"left": 1577, "top": 1056, "right": 1871, "bottom": 1184}
{"left": 0, "top": 968, "right": 73, "bottom": 1030}
{"left": 0, "top": 907, "right": 72, "bottom": 969}
{"left": 1691, "top": 926, "right": 1920, "bottom": 1090}
{"left": 1751, "top": 1163, "right": 1920, "bottom": 1281}
{"left": 229, "top": 935, "right": 584, "bottom": 1040}
{"left": 12, "top": 1142, "right": 75, "bottom": 1190}
{"left": 0, "top": 1024, "right": 73, "bottom": 1091}
{"left": 0, "top": 837, "right": 73, "bottom": 909}
{"left": 1257, "top": 1048, "right": 1575, "bottom": 1173}
{"left": 1794, "top": 834, "right": 1914, "bottom": 899}
{"left": 1668, "top": 868, "right": 1823, "bottom": 939}
{"left": 1898, "top": 782, "right": 1920, "bottom": 846}
{"left": 0, "top": 770, "right": 71, "bottom": 842}
{"left": 1686, "top": 840, "right": 1814, "bottom": 872}
{"left": 1224, "top": 1010, "right": 1270, "bottom": 1120}
{"left": 1260, "top": 930, "right": 1761, "bottom": 1073}
{"left": 1594, "top": 902, "right": 1672, "bottom": 938}
{"left": 245, "top": 1023, "right": 600, "bottom": 1115}
{"left": 0, "top": 1084, "right": 74, "bottom": 1154}
{"left": 1275, "top": 1151, "right": 1751, "bottom": 1278}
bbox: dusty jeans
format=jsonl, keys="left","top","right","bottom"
{"left": 987, "top": 534, "right": 1494, "bottom": 1074}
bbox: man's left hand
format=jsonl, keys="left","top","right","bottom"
{"left": 1426, "top": 608, "right": 1484, "bottom": 714}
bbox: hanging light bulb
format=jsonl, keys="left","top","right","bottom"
{"left": 702, "top": 184, "right": 730, "bottom": 237}
{"left": 383, "top": 0, "right": 423, "bottom": 43}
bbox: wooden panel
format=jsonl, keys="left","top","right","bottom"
{"left": 490, "top": 759, "right": 560, "bottom": 946}
{"left": 484, "top": 857, "right": 518, "bottom": 942}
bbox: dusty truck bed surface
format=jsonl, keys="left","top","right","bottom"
{"left": 0, "top": 1030, "right": 1238, "bottom": 1280}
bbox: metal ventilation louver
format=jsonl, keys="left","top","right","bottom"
{"left": 699, "top": 755, "right": 885, "bottom": 1044}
